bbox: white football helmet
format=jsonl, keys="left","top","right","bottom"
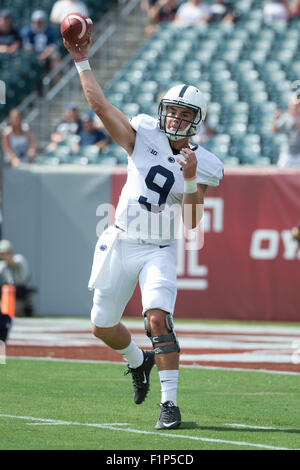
{"left": 158, "top": 84, "right": 207, "bottom": 141}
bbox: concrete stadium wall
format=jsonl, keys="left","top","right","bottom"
{"left": 3, "top": 165, "right": 112, "bottom": 316}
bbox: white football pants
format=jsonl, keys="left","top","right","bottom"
{"left": 91, "top": 238, "right": 177, "bottom": 328}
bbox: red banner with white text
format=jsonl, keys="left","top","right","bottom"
{"left": 111, "top": 168, "right": 300, "bottom": 322}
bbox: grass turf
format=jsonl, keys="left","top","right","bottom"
{"left": 0, "top": 358, "right": 299, "bottom": 450}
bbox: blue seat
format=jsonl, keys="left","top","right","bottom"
{"left": 121, "top": 103, "right": 140, "bottom": 117}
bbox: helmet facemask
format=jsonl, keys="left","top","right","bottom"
{"left": 158, "top": 84, "right": 207, "bottom": 141}
{"left": 158, "top": 100, "right": 203, "bottom": 142}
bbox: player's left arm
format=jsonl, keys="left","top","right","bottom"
{"left": 176, "top": 148, "right": 207, "bottom": 229}
{"left": 182, "top": 183, "right": 207, "bottom": 229}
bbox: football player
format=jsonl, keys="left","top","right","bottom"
{"left": 64, "top": 37, "right": 223, "bottom": 430}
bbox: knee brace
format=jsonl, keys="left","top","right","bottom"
{"left": 144, "top": 312, "right": 180, "bottom": 355}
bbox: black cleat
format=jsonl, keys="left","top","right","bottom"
{"left": 124, "top": 350, "right": 155, "bottom": 404}
{"left": 155, "top": 401, "right": 181, "bottom": 430}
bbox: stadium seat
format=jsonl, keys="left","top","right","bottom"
{"left": 27, "top": 2, "right": 298, "bottom": 166}
{"left": 71, "top": 156, "right": 89, "bottom": 166}
{"left": 110, "top": 81, "right": 131, "bottom": 95}
{"left": 121, "top": 103, "right": 140, "bottom": 117}
{"left": 98, "top": 156, "right": 118, "bottom": 166}
{"left": 223, "top": 156, "right": 240, "bottom": 166}
{"left": 111, "top": 146, "right": 128, "bottom": 164}
{"left": 181, "top": 70, "right": 202, "bottom": 84}
{"left": 82, "top": 145, "right": 101, "bottom": 160}
{"left": 139, "top": 81, "right": 159, "bottom": 94}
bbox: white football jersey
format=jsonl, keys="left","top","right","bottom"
{"left": 114, "top": 114, "right": 223, "bottom": 243}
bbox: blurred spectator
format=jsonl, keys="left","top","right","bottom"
{"left": 50, "top": 0, "right": 89, "bottom": 24}
{"left": 144, "top": 0, "right": 179, "bottom": 36}
{"left": 209, "top": 0, "right": 237, "bottom": 23}
{"left": 272, "top": 97, "right": 300, "bottom": 168}
{"left": 47, "top": 103, "right": 82, "bottom": 151}
{"left": 291, "top": 222, "right": 300, "bottom": 244}
{"left": 73, "top": 112, "right": 109, "bottom": 152}
{"left": 0, "top": 240, "right": 34, "bottom": 317}
{"left": 290, "top": 0, "right": 300, "bottom": 17}
{"left": 140, "top": 0, "right": 150, "bottom": 11}
{"left": 21, "top": 10, "right": 60, "bottom": 72}
{"left": 0, "top": 9, "right": 21, "bottom": 55}
{"left": 175, "top": 0, "right": 211, "bottom": 27}
{"left": 2, "top": 109, "right": 36, "bottom": 167}
{"left": 263, "top": 0, "right": 290, "bottom": 25}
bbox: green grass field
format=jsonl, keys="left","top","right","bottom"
{"left": 0, "top": 358, "right": 299, "bottom": 450}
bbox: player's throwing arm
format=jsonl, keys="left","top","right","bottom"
{"left": 63, "top": 34, "right": 136, "bottom": 156}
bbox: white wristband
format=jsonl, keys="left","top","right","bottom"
{"left": 184, "top": 177, "right": 197, "bottom": 194}
{"left": 74, "top": 58, "right": 91, "bottom": 74}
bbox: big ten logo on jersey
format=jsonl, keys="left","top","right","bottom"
{"left": 177, "top": 198, "right": 224, "bottom": 290}
{"left": 250, "top": 229, "right": 300, "bottom": 260}
{"left": 147, "top": 145, "right": 159, "bottom": 156}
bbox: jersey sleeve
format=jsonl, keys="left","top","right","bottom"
{"left": 129, "top": 114, "right": 158, "bottom": 133}
{"left": 129, "top": 114, "right": 144, "bottom": 132}
{"left": 196, "top": 152, "right": 224, "bottom": 187}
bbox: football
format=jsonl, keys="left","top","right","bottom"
{"left": 60, "top": 13, "right": 93, "bottom": 46}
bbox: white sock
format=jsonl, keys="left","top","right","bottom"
{"left": 158, "top": 370, "right": 179, "bottom": 406}
{"left": 116, "top": 340, "right": 144, "bottom": 369}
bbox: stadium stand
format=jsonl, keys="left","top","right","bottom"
{"left": 0, "top": 0, "right": 114, "bottom": 121}
{"left": 98, "top": 0, "right": 300, "bottom": 166}
{"left": 2, "top": 0, "right": 300, "bottom": 166}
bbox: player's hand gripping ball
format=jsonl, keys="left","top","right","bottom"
{"left": 61, "top": 13, "right": 93, "bottom": 46}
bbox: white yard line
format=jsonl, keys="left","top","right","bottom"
{"left": 0, "top": 414, "right": 293, "bottom": 450}
{"left": 224, "top": 423, "right": 298, "bottom": 432}
{"left": 180, "top": 352, "right": 295, "bottom": 363}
